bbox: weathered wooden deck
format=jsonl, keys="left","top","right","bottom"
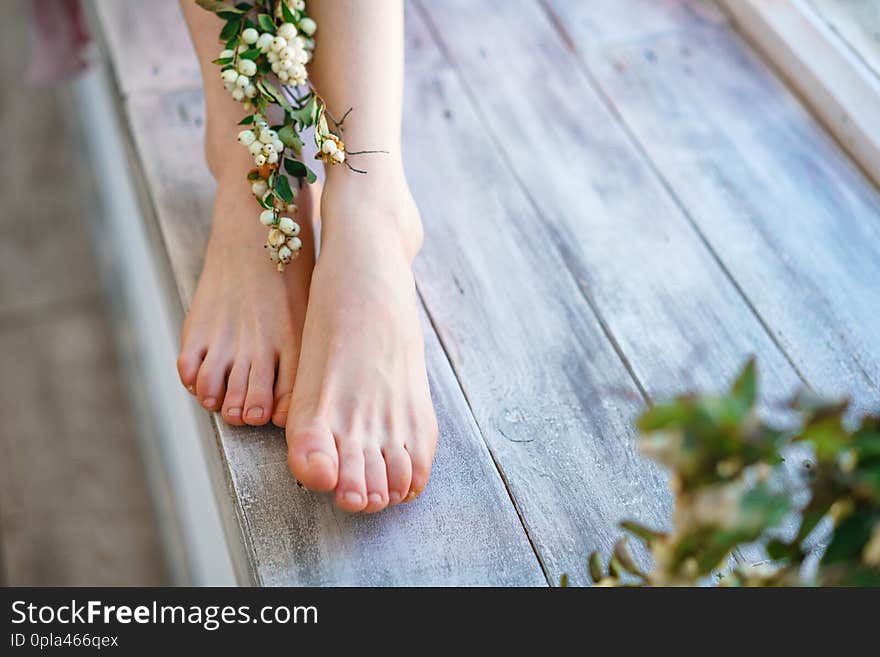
{"left": 92, "top": 0, "right": 880, "bottom": 585}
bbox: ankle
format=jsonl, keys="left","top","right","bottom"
{"left": 321, "top": 166, "right": 424, "bottom": 260}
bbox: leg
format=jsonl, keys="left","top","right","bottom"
{"left": 177, "top": 1, "right": 317, "bottom": 426}
{"left": 285, "top": 0, "right": 439, "bottom": 512}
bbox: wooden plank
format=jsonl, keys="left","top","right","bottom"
{"left": 717, "top": 0, "right": 880, "bottom": 189}
{"left": 402, "top": 9, "right": 676, "bottom": 582}
{"left": 119, "top": 84, "right": 545, "bottom": 585}
{"left": 575, "top": 20, "right": 880, "bottom": 411}
{"left": 809, "top": 0, "right": 880, "bottom": 78}
{"left": 538, "top": 0, "right": 726, "bottom": 48}
{"left": 92, "top": 0, "right": 202, "bottom": 95}
{"left": 417, "top": 0, "right": 802, "bottom": 405}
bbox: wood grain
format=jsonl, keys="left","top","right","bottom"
{"left": 403, "top": 8, "right": 674, "bottom": 583}
{"left": 120, "top": 88, "right": 546, "bottom": 585}
{"left": 539, "top": 0, "right": 726, "bottom": 48}
{"left": 580, "top": 22, "right": 880, "bottom": 412}
{"left": 417, "top": 0, "right": 803, "bottom": 406}
{"left": 717, "top": 0, "right": 880, "bottom": 189}
{"left": 92, "top": 0, "right": 202, "bottom": 96}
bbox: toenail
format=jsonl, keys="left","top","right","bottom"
{"left": 343, "top": 491, "right": 363, "bottom": 506}
{"left": 203, "top": 397, "right": 216, "bottom": 408}
{"left": 306, "top": 451, "right": 331, "bottom": 469}
{"left": 226, "top": 407, "right": 241, "bottom": 417}
{"left": 389, "top": 491, "right": 402, "bottom": 503}
{"left": 246, "top": 407, "right": 264, "bottom": 419}
{"left": 405, "top": 488, "right": 422, "bottom": 503}
{"left": 187, "top": 385, "right": 195, "bottom": 394}
{"left": 368, "top": 493, "right": 383, "bottom": 504}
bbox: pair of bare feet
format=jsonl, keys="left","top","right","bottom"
{"left": 177, "top": 166, "right": 438, "bottom": 513}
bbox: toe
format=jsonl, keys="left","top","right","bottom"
{"left": 271, "top": 349, "right": 298, "bottom": 428}
{"left": 177, "top": 344, "right": 206, "bottom": 395}
{"left": 243, "top": 354, "right": 276, "bottom": 426}
{"left": 221, "top": 359, "right": 250, "bottom": 426}
{"left": 335, "top": 443, "right": 368, "bottom": 512}
{"left": 287, "top": 422, "right": 338, "bottom": 492}
{"left": 405, "top": 423, "right": 439, "bottom": 501}
{"left": 382, "top": 445, "right": 413, "bottom": 506}
{"left": 195, "top": 350, "right": 231, "bottom": 411}
{"left": 362, "top": 448, "right": 389, "bottom": 513}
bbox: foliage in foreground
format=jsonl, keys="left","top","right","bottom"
{"left": 571, "top": 359, "right": 880, "bottom": 587}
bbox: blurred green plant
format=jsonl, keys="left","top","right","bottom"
{"left": 571, "top": 359, "right": 880, "bottom": 587}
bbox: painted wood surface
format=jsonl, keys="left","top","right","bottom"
{"left": 567, "top": 17, "right": 880, "bottom": 412}
{"left": 810, "top": 0, "right": 880, "bottom": 78}
{"left": 121, "top": 85, "right": 546, "bottom": 585}
{"left": 717, "top": 0, "right": 880, "bottom": 189}
{"left": 92, "top": 0, "right": 880, "bottom": 585}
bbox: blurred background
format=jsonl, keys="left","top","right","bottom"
{"left": 0, "top": 0, "right": 165, "bottom": 585}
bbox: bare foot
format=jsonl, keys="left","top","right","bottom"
{"left": 177, "top": 174, "right": 316, "bottom": 427}
{"left": 285, "top": 173, "right": 439, "bottom": 513}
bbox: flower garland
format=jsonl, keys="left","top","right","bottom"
{"left": 197, "top": 0, "right": 370, "bottom": 271}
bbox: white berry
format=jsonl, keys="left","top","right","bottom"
{"left": 220, "top": 49, "right": 234, "bottom": 59}
{"left": 259, "top": 129, "right": 277, "bottom": 144}
{"left": 248, "top": 140, "right": 263, "bottom": 156}
{"left": 254, "top": 153, "right": 267, "bottom": 166}
{"left": 237, "top": 129, "right": 256, "bottom": 146}
{"left": 241, "top": 27, "right": 259, "bottom": 44}
{"left": 278, "top": 245, "right": 293, "bottom": 262}
{"left": 257, "top": 32, "right": 274, "bottom": 52}
{"left": 321, "top": 139, "right": 337, "bottom": 155}
{"left": 268, "top": 228, "right": 286, "bottom": 247}
{"left": 259, "top": 209, "right": 275, "bottom": 226}
{"left": 221, "top": 68, "right": 238, "bottom": 83}
{"left": 235, "top": 73, "right": 250, "bottom": 88}
{"left": 331, "top": 149, "right": 345, "bottom": 163}
{"left": 232, "top": 87, "right": 245, "bottom": 101}
{"left": 278, "top": 23, "right": 297, "bottom": 40}
{"left": 237, "top": 59, "right": 257, "bottom": 76}
{"left": 252, "top": 180, "right": 269, "bottom": 197}
{"left": 271, "top": 36, "right": 287, "bottom": 52}
{"left": 278, "top": 216, "right": 297, "bottom": 235}
{"left": 299, "top": 18, "right": 317, "bottom": 36}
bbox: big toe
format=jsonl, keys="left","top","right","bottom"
{"left": 287, "top": 423, "right": 338, "bottom": 492}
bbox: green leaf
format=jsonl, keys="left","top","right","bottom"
{"left": 257, "top": 79, "right": 292, "bottom": 112}
{"left": 281, "top": 2, "right": 297, "bottom": 23}
{"left": 588, "top": 552, "right": 604, "bottom": 583}
{"left": 212, "top": 56, "right": 234, "bottom": 65}
{"left": 613, "top": 538, "right": 646, "bottom": 577}
{"left": 258, "top": 192, "right": 275, "bottom": 210}
{"left": 257, "top": 13, "right": 276, "bottom": 32}
{"left": 620, "top": 520, "right": 664, "bottom": 547}
{"left": 290, "top": 95, "right": 318, "bottom": 129}
{"left": 195, "top": 0, "right": 244, "bottom": 15}
{"left": 219, "top": 18, "right": 242, "bottom": 42}
{"left": 284, "top": 158, "right": 317, "bottom": 184}
{"left": 730, "top": 357, "right": 757, "bottom": 415}
{"left": 238, "top": 115, "right": 254, "bottom": 125}
{"left": 277, "top": 124, "right": 303, "bottom": 153}
{"left": 275, "top": 175, "right": 294, "bottom": 204}
{"left": 239, "top": 48, "right": 262, "bottom": 60}
{"left": 823, "top": 511, "right": 875, "bottom": 565}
